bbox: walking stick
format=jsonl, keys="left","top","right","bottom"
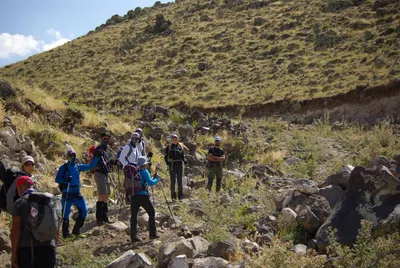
{"left": 154, "top": 164, "right": 177, "bottom": 226}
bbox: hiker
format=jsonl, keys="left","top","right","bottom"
{"left": 207, "top": 136, "right": 225, "bottom": 194}
{"left": 0, "top": 155, "right": 35, "bottom": 214}
{"left": 93, "top": 131, "right": 112, "bottom": 225}
{"left": 119, "top": 132, "right": 142, "bottom": 167}
{"left": 55, "top": 149, "right": 99, "bottom": 239}
{"left": 11, "top": 176, "right": 56, "bottom": 268}
{"left": 164, "top": 133, "right": 187, "bottom": 201}
{"left": 130, "top": 156, "right": 159, "bottom": 242}
{"left": 135, "top": 128, "right": 147, "bottom": 156}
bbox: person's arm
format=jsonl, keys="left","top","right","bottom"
{"left": 164, "top": 146, "right": 169, "bottom": 165}
{"left": 143, "top": 170, "right": 159, "bottom": 186}
{"left": 118, "top": 146, "right": 130, "bottom": 167}
{"left": 11, "top": 200, "right": 22, "bottom": 268}
{"left": 181, "top": 145, "right": 187, "bottom": 164}
{"left": 78, "top": 157, "right": 100, "bottom": 172}
{"left": 0, "top": 160, "right": 6, "bottom": 181}
{"left": 11, "top": 215, "right": 21, "bottom": 268}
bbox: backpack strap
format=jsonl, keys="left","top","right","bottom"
{"left": 125, "top": 145, "right": 135, "bottom": 165}
{"left": 62, "top": 163, "right": 69, "bottom": 179}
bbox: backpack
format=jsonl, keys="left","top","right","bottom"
{"left": 123, "top": 164, "right": 144, "bottom": 198}
{"left": 167, "top": 142, "right": 184, "bottom": 161}
{"left": 26, "top": 192, "right": 59, "bottom": 243}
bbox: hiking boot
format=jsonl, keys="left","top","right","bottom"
{"left": 103, "top": 203, "right": 112, "bottom": 223}
{"left": 149, "top": 234, "right": 160, "bottom": 240}
{"left": 72, "top": 233, "right": 87, "bottom": 239}
{"left": 131, "top": 235, "right": 142, "bottom": 242}
{"left": 72, "top": 216, "right": 85, "bottom": 236}
{"left": 96, "top": 201, "right": 104, "bottom": 223}
{"left": 62, "top": 219, "right": 70, "bottom": 238}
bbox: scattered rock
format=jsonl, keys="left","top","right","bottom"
{"left": 187, "top": 236, "right": 211, "bottom": 256}
{"left": 200, "top": 15, "right": 212, "bottom": 22}
{"left": 192, "top": 257, "right": 229, "bottom": 268}
{"left": 158, "top": 237, "right": 194, "bottom": 268}
{"left": 207, "top": 239, "right": 242, "bottom": 262}
{"left": 197, "top": 61, "right": 209, "bottom": 71}
{"left": 297, "top": 206, "right": 321, "bottom": 234}
{"left": 294, "top": 179, "right": 319, "bottom": 195}
{"left": 107, "top": 250, "right": 152, "bottom": 268}
{"left": 290, "top": 244, "right": 307, "bottom": 255}
{"left": 0, "top": 230, "right": 11, "bottom": 252}
{"left": 278, "top": 208, "right": 297, "bottom": 230}
{"left": 254, "top": 17, "right": 265, "bottom": 26}
{"left": 107, "top": 221, "right": 129, "bottom": 231}
{"left": 369, "top": 155, "right": 390, "bottom": 168}
{"left": 178, "top": 124, "right": 195, "bottom": 139}
{"left": 0, "top": 80, "right": 16, "bottom": 100}
{"left": 318, "top": 184, "right": 344, "bottom": 208}
{"left": 170, "top": 254, "right": 187, "bottom": 268}
{"left": 319, "top": 165, "right": 354, "bottom": 189}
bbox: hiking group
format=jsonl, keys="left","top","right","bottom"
{"left": 0, "top": 129, "right": 225, "bottom": 267}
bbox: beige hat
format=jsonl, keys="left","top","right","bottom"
{"left": 21, "top": 156, "right": 35, "bottom": 166}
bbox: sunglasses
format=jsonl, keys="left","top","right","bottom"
{"left": 172, "top": 137, "right": 178, "bottom": 140}
{"left": 132, "top": 137, "right": 140, "bottom": 140}
{"left": 68, "top": 154, "right": 76, "bottom": 158}
{"left": 102, "top": 137, "right": 110, "bottom": 141}
{"left": 24, "top": 162, "right": 34, "bottom": 167}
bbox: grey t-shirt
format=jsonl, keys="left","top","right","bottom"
{"left": 12, "top": 196, "right": 55, "bottom": 248}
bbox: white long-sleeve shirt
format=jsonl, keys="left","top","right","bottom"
{"left": 126, "top": 139, "right": 146, "bottom": 156}
{"left": 118, "top": 144, "right": 141, "bottom": 167}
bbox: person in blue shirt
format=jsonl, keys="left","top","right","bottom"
{"left": 131, "top": 156, "right": 159, "bottom": 242}
{"left": 55, "top": 149, "right": 99, "bottom": 239}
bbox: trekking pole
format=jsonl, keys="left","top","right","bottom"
{"left": 62, "top": 183, "right": 70, "bottom": 220}
{"left": 158, "top": 178, "right": 177, "bottom": 226}
{"left": 149, "top": 155, "right": 155, "bottom": 204}
{"left": 101, "top": 156, "right": 123, "bottom": 205}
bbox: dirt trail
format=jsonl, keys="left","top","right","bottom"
{"left": 173, "top": 79, "right": 400, "bottom": 123}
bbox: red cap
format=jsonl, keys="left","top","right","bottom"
{"left": 16, "top": 176, "right": 34, "bottom": 188}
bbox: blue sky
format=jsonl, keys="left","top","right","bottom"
{"left": 0, "top": 0, "right": 170, "bottom": 67}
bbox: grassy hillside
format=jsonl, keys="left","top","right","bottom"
{"left": 0, "top": 0, "right": 399, "bottom": 111}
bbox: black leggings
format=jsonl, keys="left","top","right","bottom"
{"left": 130, "top": 194, "right": 156, "bottom": 238}
{"left": 17, "top": 246, "right": 56, "bottom": 268}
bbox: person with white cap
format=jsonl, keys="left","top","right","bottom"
{"left": 0, "top": 155, "right": 36, "bottom": 214}
{"left": 119, "top": 132, "right": 142, "bottom": 168}
{"left": 164, "top": 133, "right": 188, "bottom": 201}
{"left": 130, "top": 156, "right": 159, "bottom": 242}
{"left": 207, "top": 136, "right": 225, "bottom": 194}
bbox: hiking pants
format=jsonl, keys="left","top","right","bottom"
{"left": 62, "top": 193, "right": 87, "bottom": 220}
{"left": 17, "top": 245, "right": 56, "bottom": 268}
{"left": 169, "top": 163, "right": 183, "bottom": 200}
{"left": 130, "top": 194, "right": 156, "bottom": 238}
{"left": 207, "top": 165, "right": 223, "bottom": 192}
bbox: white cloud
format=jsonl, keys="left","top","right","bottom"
{"left": 0, "top": 29, "right": 71, "bottom": 59}
{"left": 46, "top": 28, "right": 62, "bottom": 40}
{"left": 0, "top": 33, "right": 41, "bottom": 59}
{"left": 43, "top": 38, "right": 70, "bottom": 51}
{"left": 43, "top": 29, "right": 70, "bottom": 51}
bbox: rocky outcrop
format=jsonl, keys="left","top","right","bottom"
{"left": 316, "top": 166, "right": 400, "bottom": 251}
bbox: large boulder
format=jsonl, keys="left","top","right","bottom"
{"left": 178, "top": 124, "right": 195, "bottom": 139}
{"left": 0, "top": 80, "right": 16, "bottom": 100}
{"left": 316, "top": 166, "right": 400, "bottom": 251}
{"left": 319, "top": 165, "right": 354, "bottom": 189}
{"left": 158, "top": 237, "right": 194, "bottom": 268}
{"left": 318, "top": 184, "right": 344, "bottom": 208}
{"left": 297, "top": 206, "right": 321, "bottom": 234}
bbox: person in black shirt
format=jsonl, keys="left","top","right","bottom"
{"left": 207, "top": 137, "right": 225, "bottom": 194}
{"left": 164, "top": 134, "right": 187, "bottom": 201}
{"left": 93, "top": 131, "right": 112, "bottom": 225}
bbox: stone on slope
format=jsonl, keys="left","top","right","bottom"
{"left": 318, "top": 184, "right": 344, "bottom": 208}
{"left": 107, "top": 221, "right": 129, "bottom": 231}
{"left": 0, "top": 230, "right": 11, "bottom": 252}
{"left": 290, "top": 244, "right": 307, "bottom": 255}
{"left": 192, "top": 257, "right": 229, "bottom": 268}
{"left": 158, "top": 237, "right": 194, "bottom": 268}
{"left": 294, "top": 178, "right": 319, "bottom": 195}
{"left": 107, "top": 250, "right": 136, "bottom": 268}
{"left": 316, "top": 166, "right": 400, "bottom": 251}
{"left": 187, "top": 236, "right": 211, "bottom": 256}
{"left": 169, "top": 254, "right": 187, "bottom": 268}
{"left": 297, "top": 206, "right": 321, "bottom": 234}
{"left": 278, "top": 208, "right": 297, "bottom": 230}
